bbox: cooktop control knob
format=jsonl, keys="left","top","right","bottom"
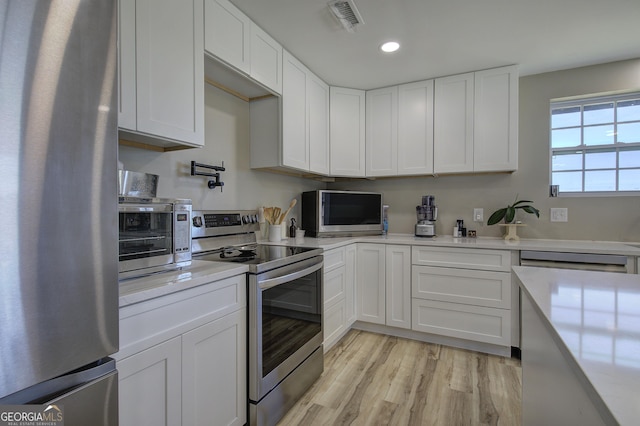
{"left": 252, "top": 214, "right": 258, "bottom": 223}
{"left": 242, "top": 215, "right": 250, "bottom": 224}
{"left": 193, "top": 216, "right": 203, "bottom": 227}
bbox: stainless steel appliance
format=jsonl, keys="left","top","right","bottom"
{"left": 302, "top": 190, "right": 383, "bottom": 237}
{"left": 191, "top": 210, "right": 324, "bottom": 426}
{"left": 415, "top": 195, "right": 438, "bottom": 237}
{"left": 0, "top": 1, "right": 119, "bottom": 424}
{"left": 118, "top": 197, "right": 192, "bottom": 279}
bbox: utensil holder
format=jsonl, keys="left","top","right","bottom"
{"left": 268, "top": 224, "right": 282, "bottom": 242}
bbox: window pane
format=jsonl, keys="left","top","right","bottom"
{"left": 552, "top": 171, "right": 582, "bottom": 192}
{"left": 617, "top": 122, "right": 640, "bottom": 143}
{"left": 584, "top": 102, "right": 613, "bottom": 125}
{"left": 551, "top": 106, "right": 581, "bottom": 128}
{"left": 584, "top": 125, "right": 614, "bottom": 145}
{"left": 619, "top": 147, "right": 640, "bottom": 168}
{"left": 619, "top": 169, "right": 640, "bottom": 191}
{"left": 551, "top": 128, "right": 581, "bottom": 148}
{"left": 552, "top": 152, "right": 582, "bottom": 171}
{"left": 617, "top": 99, "right": 640, "bottom": 122}
{"left": 584, "top": 170, "right": 616, "bottom": 191}
{"left": 585, "top": 150, "right": 616, "bottom": 169}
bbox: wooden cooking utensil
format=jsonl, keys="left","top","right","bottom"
{"left": 278, "top": 199, "right": 297, "bottom": 224}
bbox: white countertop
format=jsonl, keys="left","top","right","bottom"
{"left": 513, "top": 266, "right": 640, "bottom": 426}
{"left": 265, "top": 233, "right": 640, "bottom": 256}
{"left": 119, "top": 260, "right": 248, "bottom": 307}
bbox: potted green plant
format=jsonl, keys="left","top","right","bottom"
{"left": 487, "top": 196, "right": 540, "bottom": 225}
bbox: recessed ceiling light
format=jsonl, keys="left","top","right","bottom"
{"left": 380, "top": 41, "right": 400, "bottom": 53}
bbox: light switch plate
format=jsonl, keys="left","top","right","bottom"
{"left": 550, "top": 208, "right": 568, "bottom": 222}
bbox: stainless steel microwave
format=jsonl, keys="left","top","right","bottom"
{"left": 301, "top": 190, "right": 383, "bottom": 237}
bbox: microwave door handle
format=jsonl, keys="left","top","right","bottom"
{"left": 258, "top": 261, "right": 323, "bottom": 291}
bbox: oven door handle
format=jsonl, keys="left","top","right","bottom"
{"left": 258, "top": 261, "right": 323, "bottom": 290}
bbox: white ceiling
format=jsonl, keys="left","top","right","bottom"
{"left": 229, "top": 0, "right": 640, "bottom": 90}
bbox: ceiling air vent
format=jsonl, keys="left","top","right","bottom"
{"left": 328, "top": 0, "right": 365, "bottom": 33}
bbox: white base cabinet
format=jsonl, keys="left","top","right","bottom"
{"left": 118, "top": 337, "right": 182, "bottom": 426}
{"left": 411, "top": 246, "right": 513, "bottom": 347}
{"left": 356, "top": 244, "right": 411, "bottom": 329}
{"left": 115, "top": 275, "right": 247, "bottom": 426}
{"left": 323, "top": 244, "right": 356, "bottom": 351}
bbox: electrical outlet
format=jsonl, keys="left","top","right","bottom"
{"left": 550, "top": 208, "right": 568, "bottom": 222}
{"left": 473, "top": 208, "right": 484, "bottom": 222}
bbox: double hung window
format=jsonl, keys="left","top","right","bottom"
{"left": 550, "top": 92, "right": 640, "bottom": 195}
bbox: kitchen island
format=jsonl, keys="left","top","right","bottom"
{"left": 513, "top": 266, "right": 640, "bottom": 425}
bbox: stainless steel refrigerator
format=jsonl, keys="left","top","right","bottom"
{"left": 0, "top": 1, "right": 119, "bottom": 424}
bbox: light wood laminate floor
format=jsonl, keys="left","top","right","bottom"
{"left": 278, "top": 330, "right": 522, "bottom": 426}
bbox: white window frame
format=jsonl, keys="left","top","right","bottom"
{"left": 549, "top": 91, "right": 640, "bottom": 197}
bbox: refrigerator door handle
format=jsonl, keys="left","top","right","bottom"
{"left": 0, "top": 358, "right": 116, "bottom": 405}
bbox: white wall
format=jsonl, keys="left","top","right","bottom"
{"left": 328, "top": 59, "right": 640, "bottom": 242}
{"left": 118, "top": 84, "right": 324, "bottom": 222}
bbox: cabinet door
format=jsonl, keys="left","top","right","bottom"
{"left": 345, "top": 244, "right": 358, "bottom": 325}
{"left": 182, "top": 309, "right": 247, "bottom": 426}
{"left": 136, "top": 0, "right": 204, "bottom": 146}
{"left": 118, "top": 0, "right": 136, "bottom": 131}
{"left": 330, "top": 87, "right": 366, "bottom": 177}
{"left": 385, "top": 245, "right": 411, "bottom": 329}
{"left": 474, "top": 65, "right": 518, "bottom": 172}
{"left": 324, "top": 298, "right": 347, "bottom": 351}
{"left": 308, "top": 73, "right": 330, "bottom": 175}
{"left": 398, "top": 80, "right": 434, "bottom": 175}
{"left": 204, "top": 0, "right": 251, "bottom": 74}
{"left": 434, "top": 73, "right": 474, "bottom": 173}
{"left": 118, "top": 337, "right": 182, "bottom": 426}
{"left": 366, "top": 87, "right": 398, "bottom": 176}
{"left": 282, "top": 51, "right": 309, "bottom": 170}
{"left": 324, "top": 266, "right": 346, "bottom": 307}
{"left": 356, "top": 244, "right": 385, "bottom": 324}
{"left": 250, "top": 23, "right": 282, "bottom": 94}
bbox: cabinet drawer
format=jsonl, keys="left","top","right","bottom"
{"left": 324, "top": 247, "right": 346, "bottom": 272}
{"left": 119, "top": 274, "right": 246, "bottom": 358}
{"left": 412, "top": 299, "right": 510, "bottom": 346}
{"left": 324, "top": 266, "right": 346, "bottom": 306}
{"left": 412, "top": 246, "right": 512, "bottom": 272}
{"left": 412, "top": 266, "right": 511, "bottom": 309}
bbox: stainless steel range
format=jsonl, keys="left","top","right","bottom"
{"left": 191, "top": 210, "right": 324, "bottom": 426}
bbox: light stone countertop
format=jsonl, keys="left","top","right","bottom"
{"left": 513, "top": 266, "right": 640, "bottom": 426}
{"left": 264, "top": 233, "right": 640, "bottom": 256}
{"left": 118, "top": 260, "right": 248, "bottom": 307}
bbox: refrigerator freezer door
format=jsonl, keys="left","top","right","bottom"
{"left": 0, "top": 0, "right": 119, "bottom": 397}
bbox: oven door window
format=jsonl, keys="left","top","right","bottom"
{"left": 261, "top": 269, "right": 322, "bottom": 377}
{"left": 119, "top": 211, "right": 173, "bottom": 261}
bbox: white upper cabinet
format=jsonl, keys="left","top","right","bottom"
{"left": 204, "top": 0, "right": 282, "bottom": 95}
{"left": 434, "top": 72, "right": 475, "bottom": 173}
{"left": 473, "top": 65, "right": 518, "bottom": 172}
{"left": 281, "top": 50, "right": 329, "bottom": 173}
{"left": 366, "top": 86, "right": 398, "bottom": 176}
{"left": 250, "top": 24, "right": 283, "bottom": 94}
{"left": 330, "top": 87, "right": 366, "bottom": 177}
{"left": 434, "top": 66, "right": 518, "bottom": 174}
{"left": 282, "top": 51, "right": 309, "bottom": 170}
{"left": 398, "top": 80, "right": 434, "bottom": 176}
{"left": 308, "top": 73, "right": 330, "bottom": 175}
{"left": 204, "top": 0, "right": 251, "bottom": 75}
{"left": 119, "top": 0, "right": 204, "bottom": 148}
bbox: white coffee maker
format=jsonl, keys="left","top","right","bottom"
{"left": 415, "top": 195, "right": 437, "bottom": 237}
